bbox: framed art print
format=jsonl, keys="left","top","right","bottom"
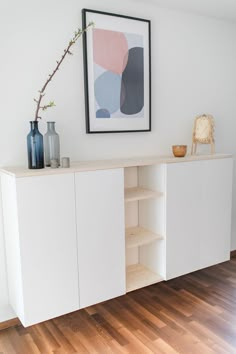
{"left": 82, "top": 9, "right": 151, "bottom": 133}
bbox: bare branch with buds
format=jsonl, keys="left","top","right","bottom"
{"left": 34, "top": 22, "right": 94, "bottom": 121}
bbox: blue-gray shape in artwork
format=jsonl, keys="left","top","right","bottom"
{"left": 120, "top": 47, "right": 144, "bottom": 115}
{"left": 95, "top": 71, "right": 121, "bottom": 114}
{"left": 96, "top": 108, "right": 111, "bottom": 118}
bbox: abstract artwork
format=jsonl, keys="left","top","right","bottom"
{"left": 82, "top": 9, "right": 151, "bottom": 133}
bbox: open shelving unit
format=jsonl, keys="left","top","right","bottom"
{"left": 125, "top": 187, "right": 162, "bottom": 202}
{"left": 126, "top": 226, "right": 163, "bottom": 249}
{"left": 126, "top": 264, "right": 163, "bottom": 292}
{"left": 124, "top": 165, "right": 165, "bottom": 293}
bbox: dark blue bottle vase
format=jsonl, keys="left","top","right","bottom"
{"left": 27, "top": 121, "right": 45, "bottom": 169}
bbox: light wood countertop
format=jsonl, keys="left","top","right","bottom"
{"left": 0, "top": 153, "right": 232, "bottom": 178}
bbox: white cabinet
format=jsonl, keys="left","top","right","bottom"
{"left": 1, "top": 168, "right": 126, "bottom": 326}
{"left": 165, "top": 161, "right": 203, "bottom": 279}
{"left": 75, "top": 169, "right": 126, "bottom": 308}
{"left": 199, "top": 159, "right": 233, "bottom": 268}
{"left": 1, "top": 155, "right": 233, "bottom": 326}
{"left": 165, "top": 158, "right": 233, "bottom": 280}
{"left": 1, "top": 173, "right": 79, "bottom": 327}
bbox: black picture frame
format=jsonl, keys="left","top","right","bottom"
{"left": 82, "top": 9, "right": 151, "bottom": 133}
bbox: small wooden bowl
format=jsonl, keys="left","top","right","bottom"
{"left": 172, "top": 145, "right": 187, "bottom": 157}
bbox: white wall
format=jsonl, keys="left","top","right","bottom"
{"left": 1, "top": 0, "right": 236, "bottom": 321}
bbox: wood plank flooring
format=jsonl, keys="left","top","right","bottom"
{"left": 1, "top": 258, "right": 236, "bottom": 353}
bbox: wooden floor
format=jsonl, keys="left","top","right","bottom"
{"left": 1, "top": 259, "right": 236, "bottom": 354}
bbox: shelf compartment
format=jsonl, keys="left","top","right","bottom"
{"left": 124, "top": 187, "right": 162, "bottom": 202}
{"left": 126, "top": 226, "right": 163, "bottom": 249}
{"left": 126, "top": 264, "right": 163, "bottom": 292}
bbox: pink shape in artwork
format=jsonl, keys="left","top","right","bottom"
{"left": 93, "top": 29, "right": 128, "bottom": 74}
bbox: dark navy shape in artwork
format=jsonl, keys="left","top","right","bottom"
{"left": 120, "top": 47, "right": 144, "bottom": 115}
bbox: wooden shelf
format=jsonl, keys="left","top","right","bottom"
{"left": 126, "top": 226, "right": 163, "bottom": 249}
{"left": 126, "top": 264, "right": 163, "bottom": 292}
{"left": 124, "top": 187, "right": 161, "bottom": 202}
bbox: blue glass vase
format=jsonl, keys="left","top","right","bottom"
{"left": 27, "top": 121, "right": 44, "bottom": 169}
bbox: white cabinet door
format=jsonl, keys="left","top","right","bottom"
{"left": 199, "top": 158, "right": 233, "bottom": 268}
{"left": 3, "top": 173, "right": 79, "bottom": 326}
{"left": 75, "top": 169, "right": 125, "bottom": 308}
{"left": 165, "top": 162, "right": 202, "bottom": 280}
{"left": 165, "top": 158, "right": 232, "bottom": 280}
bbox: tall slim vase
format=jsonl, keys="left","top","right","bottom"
{"left": 27, "top": 121, "right": 44, "bottom": 169}
{"left": 44, "top": 121, "right": 60, "bottom": 167}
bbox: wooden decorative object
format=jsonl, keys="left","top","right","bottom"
{"left": 172, "top": 145, "right": 187, "bottom": 157}
{"left": 191, "top": 114, "right": 215, "bottom": 154}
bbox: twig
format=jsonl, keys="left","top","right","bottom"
{"left": 34, "top": 22, "right": 94, "bottom": 121}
